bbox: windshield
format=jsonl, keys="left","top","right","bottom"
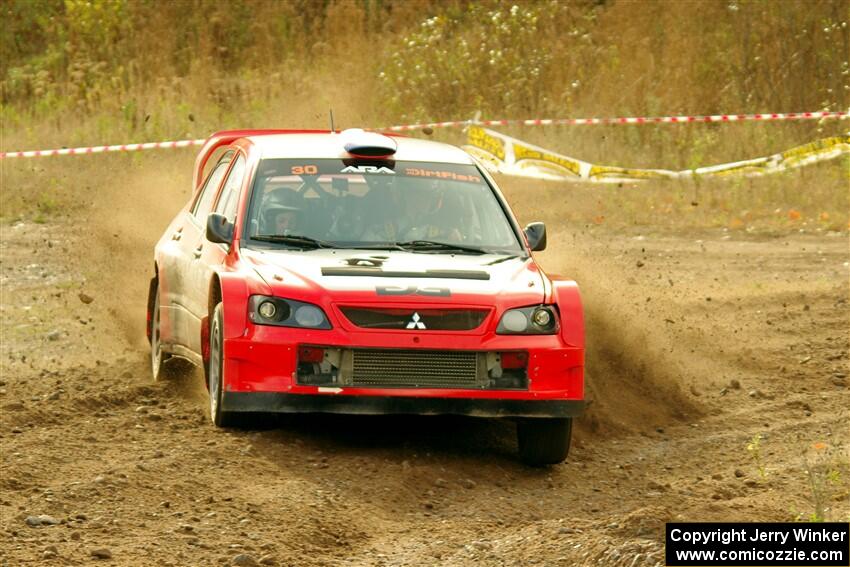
{"left": 242, "top": 159, "right": 524, "bottom": 253}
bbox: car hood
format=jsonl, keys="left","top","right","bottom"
{"left": 241, "top": 247, "right": 546, "bottom": 305}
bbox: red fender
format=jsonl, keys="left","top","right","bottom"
{"left": 550, "top": 278, "right": 585, "bottom": 349}
{"left": 217, "top": 271, "right": 272, "bottom": 339}
{"left": 549, "top": 277, "right": 585, "bottom": 399}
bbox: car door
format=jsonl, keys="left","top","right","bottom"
{"left": 185, "top": 152, "right": 247, "bottom": 352}
{"left": 168, "top": 151, "right": 234, "bottom": 350}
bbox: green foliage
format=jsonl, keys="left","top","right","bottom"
{"left": 378, "top": 0, "right": 849, "bottom": 122}
{"left": 0, "top": 0, "right": 65, "bottom": 77}
{"left": 379, "top": 2, "right": 575, "bottom": 119}
{"left": 3, "top": 0, "right": 848, "bottom": 123}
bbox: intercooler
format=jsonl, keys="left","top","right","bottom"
{"left": 350, "top": 349, "right": 483, "bottom": 388}
{"left": 296, "top": 348, "right": 528, "bottom": 390}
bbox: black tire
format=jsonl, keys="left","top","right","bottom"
{"left": 208, "top": 302, "right": 237, "bottom": 427}
{"left": 150, "top": 285, "right": 190, "bottom": 381}
{"left": 516, "top": 417, "right": 572, "bottom": 466}
{"left": 150, "top": 283, "right": 174, "bottom": 381}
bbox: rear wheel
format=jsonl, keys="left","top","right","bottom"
{"left": 517, "top": 417, "right": 572, "bottom": 466}
{"left": 150, "top": 285, "right": 190, "bottom": 381}
{"left": 150, "top": 286, "right": 170, "bottom": 381}
{"left": 208, "top": 302, "right": 237, "bottom": 427}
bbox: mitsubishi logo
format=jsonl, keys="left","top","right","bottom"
{"left": 406, "top": 312, "right": 426, "bottom": 330}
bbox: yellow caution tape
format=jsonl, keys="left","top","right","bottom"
{"left": 464, "top": 126, "right": 850, "bottom": 182}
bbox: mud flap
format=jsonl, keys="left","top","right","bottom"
{"left": 146, "top": 276, "right": 157, "bottom": 344}
{"left": 200, "top": 315, "right": 210, "bottom": 385}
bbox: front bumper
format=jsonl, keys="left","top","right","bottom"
{"left": 221, "top": 323, "right": 584, "bottom": 412}
{"left": 222, "top": 391, "right": 585, "bottom": 418}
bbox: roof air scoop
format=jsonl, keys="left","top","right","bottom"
{"left": 340, "top": 128, "right": 397, "bottom": 158}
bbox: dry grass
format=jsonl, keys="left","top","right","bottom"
{"left": 498, "top": 156, "right": 850, "bottom": 234}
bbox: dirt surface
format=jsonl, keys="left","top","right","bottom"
{"left": 1, "top": 188, "right": 849, "bottom": 565}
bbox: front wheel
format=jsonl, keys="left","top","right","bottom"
{"left": 516, "top": 417, "right": 573, "bottom": 466}
{"left": 208, "top": 302, "right": 237, "bottom": 427}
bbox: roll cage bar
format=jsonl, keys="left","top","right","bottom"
{"left": 193, "top": 130, "right": 338, "bottom": 190}
{"left": 193, "top": 129, "right": 405, "bottom": 190}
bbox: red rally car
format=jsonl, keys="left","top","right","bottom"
{"left": 147, "top": 128, "right": 585, "bottom": 465}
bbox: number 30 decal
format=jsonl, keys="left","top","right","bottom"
{"left": 291, "top": 165, "right": 318, "bottom": 175}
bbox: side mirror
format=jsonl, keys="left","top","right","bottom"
{"left": 206, "top": 213, "right": 234, "bottom": 245}
{"left": 524, "top": 222, "right": 547, "bottom": 252}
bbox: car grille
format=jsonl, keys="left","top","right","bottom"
{"left": 350, "top": 349, "right": 481, "bottom": 388}
{"left": 340, "top": 307, "right": 488, "bottom": 331}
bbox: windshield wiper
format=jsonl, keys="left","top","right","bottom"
{"left": 344, "top": 243, "right": 405, "bottom": 251}
{"left": 394, "top": 240, "right": 488, "bottom": 255}
{"left": 252, "top": 234, "right": 337, "bottom": 249}
{"left": 486, "top": 254, "right": 520, "bottom": 265}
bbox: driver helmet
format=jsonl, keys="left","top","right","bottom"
{"left": 263, "top": 203, "right": 300, "bottom": 234}
{"left": 263, "top": 186, "right": 299, "bottom": 207}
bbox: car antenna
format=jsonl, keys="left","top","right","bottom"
{"left": 329, "top": 109, "right": 335, "bottom": 133}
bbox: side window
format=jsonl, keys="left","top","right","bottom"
{"left": 214, "top": 154, "right": 246, "bottom": 223}
{"left": 193, "top": 151, "right": 234, "bottom": 220}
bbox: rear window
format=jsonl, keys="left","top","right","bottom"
{"left": 242, "top": 159, "right": 522, "bottom": 253}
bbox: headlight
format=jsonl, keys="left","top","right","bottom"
{"left": 532, "top": 308, "right": 551, "bottom": 327}
{"left": 258, "top": 301, "right": 278, "bottom": 320}
{"left": 248, "top": 296, "right": 331, "bottom": 329}
{"left": 294, "top": 305, "right": 324, "bottom": 327}
{"left": 501, "top": 310, "right": 529, "bottom": 332}
{"left": 496, "top": 305, "right": 559, "bottom": 335}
